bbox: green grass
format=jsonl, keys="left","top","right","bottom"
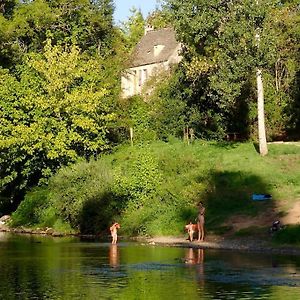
{"left": 11, "top": 140, "right": 300, "bottom": 240}
{"left": 234, "top": 226, "right": 267, "bottom": 237}
{"left": 272, "top": 225, "right": 300, "bottom": 245}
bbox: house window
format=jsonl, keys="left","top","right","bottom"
{"left": 132, "top": 70, "right": 137, "bottom": 94}
{"left": 143, "top": 69, "right": 148, "bottom": 81}
{"left": 138, "top": 69, "right": 142, "bottom": 86}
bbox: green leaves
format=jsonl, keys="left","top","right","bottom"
{"left": 0, "top": 39, "right": 116, "bottom": 199}
{"left": 163, "top": 0, "right": 300, "bottom": 138}
{"left": 120, "top": 7, "right": 145, "bottom": 52}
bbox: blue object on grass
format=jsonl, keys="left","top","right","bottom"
{"left": 252, "top": 194, "right": 272, "bottom": 201}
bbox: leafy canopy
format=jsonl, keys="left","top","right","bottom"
{"left": 0, "top": 40, "right": 115, "bottom": 199}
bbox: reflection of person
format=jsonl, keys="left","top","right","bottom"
{"left": 196, "top": 249, "right": 205, "bottom": 287}
{"left": 185, "top": 248, "right": 197, "bottom": 265}
{"left": 109, "top": 223, "right": 120, "bottom": 244}
{"left": 197, "top": 202, "right": 205, "bottom": 241}
{"left": 196, "top": 248, "right": 204, "bottom": 264}
{"left": 109, "top": 244, "right": 119, "bottom": 268}
{"left": 184, "top": 248, "right": 204, "bottom": 265}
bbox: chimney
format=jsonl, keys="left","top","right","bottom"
{"left": 144, "top": 25, "right": 154, "bottom": 35}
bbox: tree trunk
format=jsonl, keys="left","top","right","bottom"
{"left": 256, "top": 68, "right": 268, "bottom": 156}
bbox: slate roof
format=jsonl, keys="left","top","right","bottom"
{"left": 129, "top": 28, "right": 180, "bottom": 68}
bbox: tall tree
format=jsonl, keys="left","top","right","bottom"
{"left": 0, "top": 0, "right": 116, "bottom": 69}
{"left": 255, "top": 1, "right": 268, "bottom": 156}
{"left": 163, "top": 0, "right": 299, "bottom": 143}
{"left": 146, "top": 8, "right": 172, "bottom": 29}
{"left": 0, "top": 40, "right": 116, "bottom": 206}
{"left": 120, "top": 7, "right": 145, "bottom": 52}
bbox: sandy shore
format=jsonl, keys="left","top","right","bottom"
{"left": 146, "top": 235, "right": 300, "bottom": 255}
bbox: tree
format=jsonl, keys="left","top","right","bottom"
{"left": 163, "top": 0, "right": 299, "bottom": 143}
{"left": 0, "top": 40, "right": 116, "bottom": 206}
{"left": 120, "top": 7, "right": 145, "bottom": 52}
{"left": 255, "top": 1, "right": 268, "bottom": 156}
{"left": 0, "top": 0, "right": 116, "bottom": 69}
{"left": 265, "top": 1, "right": 300, "bottom": 137}
{"left": 0, "top": 0, "right": 16, "bottom": 18}
{"left": 146, "top": 9, "right": 172, "bottom": 29}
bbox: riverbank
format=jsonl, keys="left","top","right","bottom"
{"left": 9, "top": 141, "right": 300, "bottom": 241}
{"left": 3, "top": 222, "right": 300, "bottom": 256}
{"left": 143, "top": 235, "right": 300, "bottom": 256}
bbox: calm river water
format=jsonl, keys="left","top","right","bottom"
{"left": 0, "top": 233, "right": 300, "bottom": 299}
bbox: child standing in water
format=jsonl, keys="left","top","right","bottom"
{"left": 197, "top": 202, "right": 205, "bottom": 241}
{"left": 109, "top": 223, "right": 120, "bottom": 244}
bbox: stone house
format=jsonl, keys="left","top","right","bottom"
{"left": 121, "top": 27, "right": 182, "bottom": 98}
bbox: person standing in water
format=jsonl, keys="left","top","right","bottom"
{"left": 197, "top": 202, "right": 205, "bottom": 241}
{"left": 109, "top": 222, "right": 120, "bottom": 244}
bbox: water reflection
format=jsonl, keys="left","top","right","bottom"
{"left": 184, "top": 248, "right": 205, "bottom": 290}
{"left": 109, "top": 244, "right": 119, "bottom": 268}
{"left": 0, "top": 233, "right": 300, "bottom": 299}
{"left": 184, "top": 248, "right": 204, "bottom": 265}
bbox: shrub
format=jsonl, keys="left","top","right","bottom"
{"left": 49, "top": 159, "right": 115, "bottom": 233}
{"left": 272, "top": 225, "right": 300, "bottom": 245}
{"left": 11, "top": 187, "right": 49, "bottom": 227}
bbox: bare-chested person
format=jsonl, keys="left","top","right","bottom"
{"left": 109, "top": 222, "right": 120, "bottom": 244}
{"left": 197, "top": 202, "right": 205, "bottom": 241}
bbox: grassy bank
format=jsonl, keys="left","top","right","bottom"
{"left": 10, "top": 140, "right": 300, "bottom": 241}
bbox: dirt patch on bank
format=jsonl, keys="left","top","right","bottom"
{"left": 221, "top": 201, "right": 300, "bottom": 233}
{"left": 222, "top": 211, "right": 276, "bottom": 232}
{"left": 281, "top": 202, "right": 300, "bottom": 225}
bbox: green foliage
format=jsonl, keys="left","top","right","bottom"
{"left": 113, "top": 148, "right": 164, "bottom": 235}
{"left": 0, "top": 0, "right": 16, "bottom": 18}
{"left": 0, "top": 0, "right": 124, "bottom": 207}
{"left": 163, "top": 0, "right": 300, "bottom": 139}
{"left": 10, "top": 186, "right": 50, "bottom": 227}
{"left": 12, "top": 140, "right": 300, "bottom": 239}
{"left": 143, "top": 66, "right": 229, "bottom": 140}
{"left": 0, "top": 40, "right": 116, "bottom": 202}
{"left": 120, "top": 7, "right": 145, "bottom": 52}
{"left": 142, "top": 68, "right": 187, "bottom": 140}
{"left": 11, "top": 158, "right": 117, "bottom": 233}
{"left": 48, "top": 159, "right": 115, "bottom": 233}
{"left": 146, "top": 9, "right": 173, "bottom": 29}
{"left": 119, "top": 95, "right": 157, "bottom": 142}
{"left": 0, "top": 0, "right": 116, "bottom": 68}
{"left": 272, "top": 225, "right": 300, "bottom": 245}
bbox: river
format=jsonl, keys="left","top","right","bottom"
{"left": 0, "top": 233, "right": 300, "bottom": 299}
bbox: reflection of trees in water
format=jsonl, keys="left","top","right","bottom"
{"left": 0, "top": 236, "right": 129, "bottom": 299}
{"left": 0, "top": 237, "right": 300, "bottom": 299}
{"left": 193, "top": 250, "right": 300, "bottom": 299}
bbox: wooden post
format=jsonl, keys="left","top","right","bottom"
{"left": 189, "top": 128, "right": 195, "bottom": 143}
{"left": 183, "top": 126, "right": 189, "bottom": 144}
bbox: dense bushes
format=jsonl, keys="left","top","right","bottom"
{"left": 11, "top": 159, "right": 116, "bottom": 234}
{"left": 10, "top": 187, "right": 50, "bottom": 227}
{"left": 11, "top": 140, "right": 300, "bottom": 237}
{"left": 0, "top": 0, "right": 122, "bottom": 209}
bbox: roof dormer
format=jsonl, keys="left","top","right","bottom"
{"left": 154, "top": 44, "right": 165, "bottom": 57}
